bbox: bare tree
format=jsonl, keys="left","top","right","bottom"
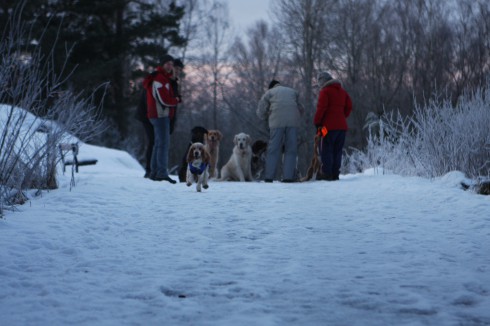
{"left": 323, "top": 0, "right": 386, "bottom": 149}
{"left": 166, "top": 0, "right": 204, "bottom": 167}
{"left": 328, "top": 0, "right": 415, "bottom": 149}
{"left": 271, "top": 0, "right": 334, "bottom": 173}
{"left": 230, "top": 21, "right": 283, "bottom": 102}
{"left": 200, "top": 0, "right": 233, "bottom": 130}
{"left": 405, "top": 0, "right": 454, "bottom": 98}
{"left": 452, "top": 0, "right": 490, "bottom": 97}
{"left": 227, "top": 21, "right": 284, "bottom": 140}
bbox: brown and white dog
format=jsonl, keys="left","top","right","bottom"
{"left": 220, "top": 132, "right": 253, "bottom": 182}
{"left": 204, "top": 129, "right": 223, "bottom": 179}
{"left": 186, "top": 142, "right": 210, "bottom": 192}
{"left": 301, "top": 134, "right": 323, "bottom": 181}
{"left": 179, "top": 126, "right": 208, "bottom": 183}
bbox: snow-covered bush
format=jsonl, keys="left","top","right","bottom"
{"left": 345, "top": 80, "right": 490, "bottom": 180}
{"left": 0, "top": 7, "right": 106, "bottom": 216}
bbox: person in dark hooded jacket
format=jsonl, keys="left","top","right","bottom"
{"left": 135, "top": 89, "right": 154, "bottom": 178}
{"left": 169, "top": 58, "right": 184, "bottom": 134}
{"left": 313, "top": 72, "right": 353, "bottom": 181}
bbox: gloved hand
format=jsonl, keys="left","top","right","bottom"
{"left": 317, "top": 126, "right": 328, "bottom": 137}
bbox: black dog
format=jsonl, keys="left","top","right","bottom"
{"left": 251, "top": 140, "right": 268, "bottom": 180}
{"left": 178, "top": 126, "right": 209, "bottom": 182}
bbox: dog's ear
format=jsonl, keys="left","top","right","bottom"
{"left": 204, "top": 133, "right": 209, "bottom": 144}
{"left": 246, "top": 134, "right": 252, "bottom": 145}
{"left": 217, "top": 130, "right": 223, "bottom": 140}
{"left": 234, "top": 134, "right": 238, "bottom": 145}
{"left": 187, "top": 145, "right": 195, "bottom": 163}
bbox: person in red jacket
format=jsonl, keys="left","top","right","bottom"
{"left": 313, "top": 72, "right": 353, "bottom": 181}
{"left": 142, "top": 54, "right": 179, "bottom": 183}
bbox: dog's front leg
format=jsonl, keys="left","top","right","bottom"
{"left": 232, "top": 156, "right": 245, "bottom": 181}
{"left": 240, "top": 159, "right": 252, "bottom": 181}
{"left": 203, "top": 169, "right": 209, "bottom": 189}
{"left": 186, "top": 170, "right": 193, "bottom": 187}
{"left": 237, "top": 169, "right": 245, "bottom": 182}
{"left": 196, "top": 178, "right": 202, "bottom": 192}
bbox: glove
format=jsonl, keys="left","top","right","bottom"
{"left": 317, "top": 126, "right": 328, "bottom": 137}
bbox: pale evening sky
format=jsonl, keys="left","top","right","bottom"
{"left": 226, "top": 0, "right": 271, "bottom": 33}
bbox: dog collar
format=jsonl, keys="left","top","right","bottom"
{"left": 189, "top": 162, "right": 208, "bottom": 175}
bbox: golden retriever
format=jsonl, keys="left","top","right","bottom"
{"left": 186, "top": 142, "right": 210, "bottom": 192}
{"left": 204, "top": 129, "right": 223, "bottom": 179}
{"left": 220, "top": 132, "right": 253, "bottom": 182}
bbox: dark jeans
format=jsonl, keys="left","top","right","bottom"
{"left": 320, "top": 130, "right": 346, "bottom": 178}
{"left": 149, "top": 117, "right": 171, "bottom": 179}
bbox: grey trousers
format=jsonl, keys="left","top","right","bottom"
{"left": 264, "top": 127, "right": 298, "bottom": 180}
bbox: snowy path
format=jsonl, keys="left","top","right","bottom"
{"left": 1, "top": 146, "right": 489, "bottom": 325}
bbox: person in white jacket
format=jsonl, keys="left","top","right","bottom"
{"left": 257, "top": 80, "right": 303, "bottom": 182}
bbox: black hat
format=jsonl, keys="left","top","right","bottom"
{"left": 161, "top": 54, "right": 174, "bottom": 64}
{"left": 173, "top": 58, "right": 184, "bottom": 68}
{"left": 268, "top": 80, "right": 280, "bottom": 89}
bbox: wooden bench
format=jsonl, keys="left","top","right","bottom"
{"left": 58, "top": 143, "right": 98, "bottom": 174}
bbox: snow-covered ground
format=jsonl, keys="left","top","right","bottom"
{"left": 1, "top": 142, "right": 489, "bottom": 326}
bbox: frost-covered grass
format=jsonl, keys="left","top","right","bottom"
{"left": 345, "top": 81, "right": 490, "bottom": 181}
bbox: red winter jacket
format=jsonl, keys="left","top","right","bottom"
{"left": 142, "top": 67, "right": 178, "bottom": 119}
{"left": 313, "top": 80, "right": 352, "bottom": 131}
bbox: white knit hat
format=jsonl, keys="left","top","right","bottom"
{"left": 317, "top": 71, "right": 333, "bottom": 84}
